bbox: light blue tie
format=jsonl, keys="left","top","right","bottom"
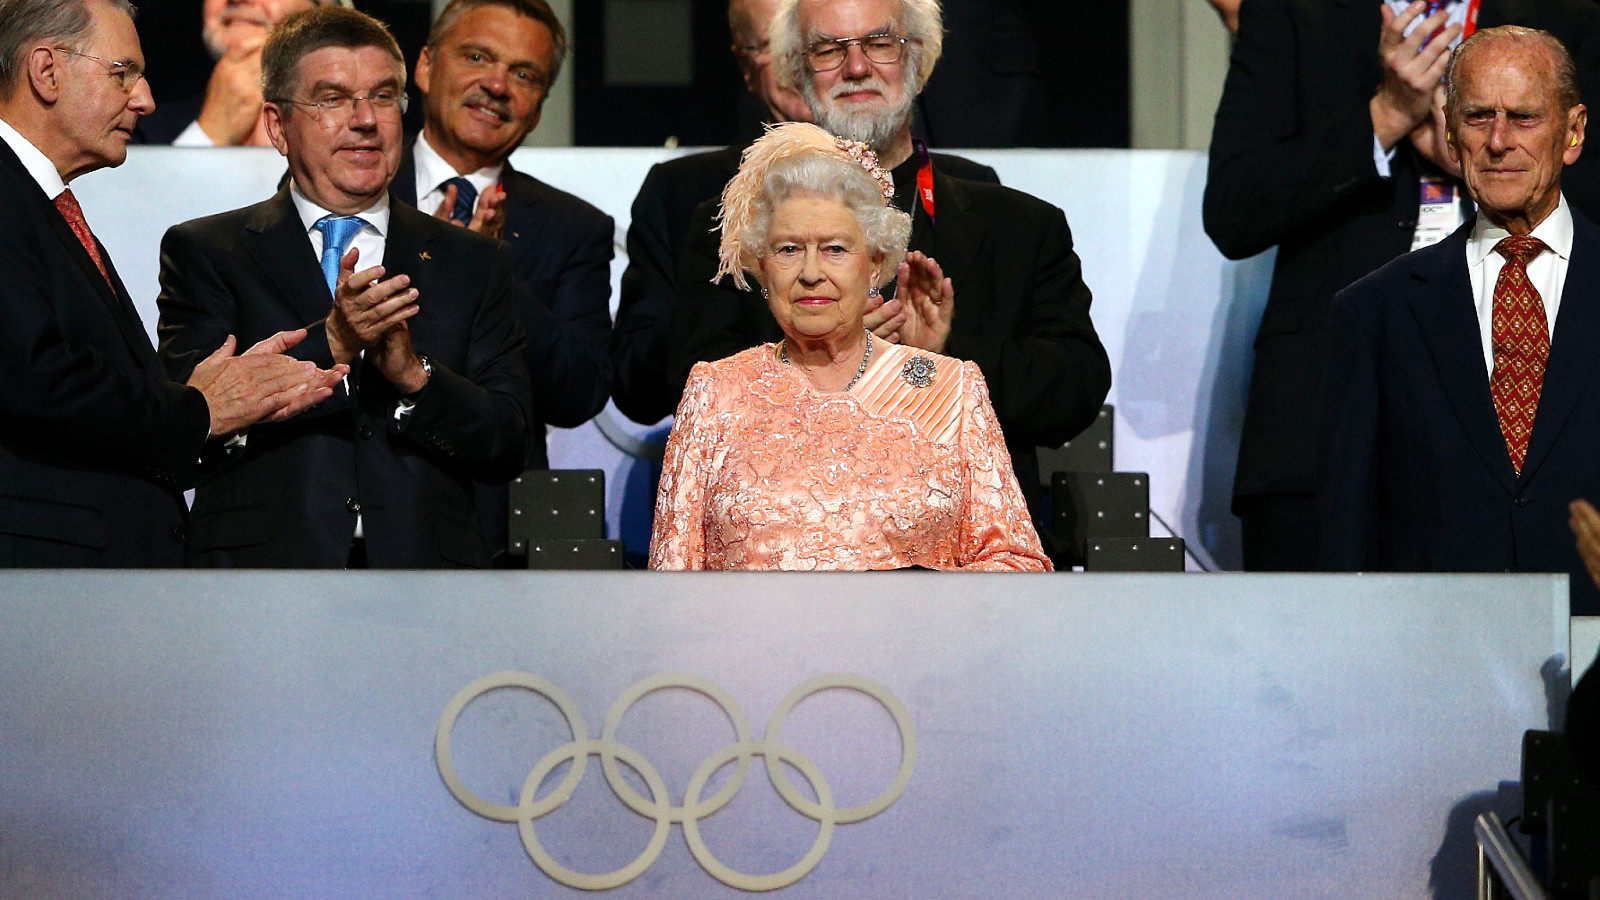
{"left": 314, "top": 215, "right": 366, "bottom": 296}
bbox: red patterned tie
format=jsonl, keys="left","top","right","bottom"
{"left": 53, "top": 188, "right": 111, "bottom": 287}
{"left": 1489, "top": 234, "right": 1551, "bottom": 476}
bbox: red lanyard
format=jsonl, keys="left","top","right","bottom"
{"left": 913, "top": 138, "right": 936, "bottom": 227}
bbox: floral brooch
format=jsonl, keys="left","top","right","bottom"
{"left": 901, "top": 355, "right": 936, "bottom": 388}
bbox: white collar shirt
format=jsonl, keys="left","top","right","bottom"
{"left": 290, "top": 181, "right": 391, "bottom": 271}
{"left": 0, "top": 115, "right": 68, "bottom": 200}
{"left": 1465, "top": 194, "right": 1572, "bottom": 376}
{"left": 413, "top": 129, "right": 502, "bottom": 218}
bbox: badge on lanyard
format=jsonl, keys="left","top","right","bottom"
{"left": 1412, "top": 173, "right": 1462, "bottom": 250}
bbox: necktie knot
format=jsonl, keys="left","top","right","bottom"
{"left": 1494, "top": 234, "right": 1548, "bottom": 267}
{"left": 441, "top": 176, "right": 478, "bottom": 225}
{"left": 314, "top": 215, "right": 367, "bottom": 296}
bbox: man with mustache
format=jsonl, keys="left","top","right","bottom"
{"left": 665, "top": 0, "right": 1111, "bottom": 536}
{"left": 155, "top": 7, "right": 533, "bottom": 567}
{"left": 388, "top": 0, "right": 612, "bottom": 562}
{"left": 135, "top": 0, "right": 333, "bottom": 146}
{"left": 0, "top": 0, "right": 344, "bottom": 565}
{"left": 611, "top": 0, "right": 998, "bottom": 426}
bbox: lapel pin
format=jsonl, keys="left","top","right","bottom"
{"left": 418, "top": 251, "right": 432, "bottom": 261}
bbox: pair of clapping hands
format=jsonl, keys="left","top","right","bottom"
{"left": 317, "top": 186, "right": 508, "bottom": 396}
{"left": 1373, "top": 0, "right": 1467, "bottom": 178}
{"left": 863, "top": 251, "right": 955, "bottom": 354}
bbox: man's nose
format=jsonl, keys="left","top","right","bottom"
{"left": 841, "top": 42, "right": 873, "bottom": 79}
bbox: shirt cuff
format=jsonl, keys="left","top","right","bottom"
{"left": 1373, "top": 134, "right": 1398, "bottom": 179}
{"left": 172, "top": 119, "right": 218, "bottom": 148}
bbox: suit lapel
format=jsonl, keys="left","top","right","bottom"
{"left": 242, "top": 189, "right": 337, "bottom": 327}
{"left": 921, "top": 169, "right": 986, "bottom": 302}
{"left": 393, "top": 143, "right": 420, "bottom": 207}
{"left": 1521, "top": 211, "right": 1600, "bottom": 482}
{"left": 41, "top": 204, "right": 164, "bottom": 371}
{"left": 1407, "top": 223, "right": 1520, "bottom": 491}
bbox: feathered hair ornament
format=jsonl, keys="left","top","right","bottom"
{"left": 715, "top": 122, "right": 894, "bottom": 290}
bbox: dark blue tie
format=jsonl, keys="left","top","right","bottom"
{"left": 314, "top": 215, "right": 365, "bottom": 296}
{"left": 442, "top": 176, "right": 477, "bottom": 225}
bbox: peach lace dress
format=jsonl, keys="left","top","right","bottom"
{"left": 648, "top": 341, "right": 1051, "bottom": 571}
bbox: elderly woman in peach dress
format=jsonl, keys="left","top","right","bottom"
{"left": 648, "top": 123, "right": 1050, "bottom": 571}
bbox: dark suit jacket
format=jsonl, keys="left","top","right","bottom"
{"left": 0, "top": 134, "right": 209, "bottom": 567}
{"left": 667, "top": 160, "right": 1111, "bottom": 496}
{"left": 1204, "top": 0, "right": 1600, "bottom": 507}
{"left": 393, "top": 145, "right": 613, "bottom": 556}
{"left": 1318, "top": 210, "right": 1600, "bottom": 616}
{"left": 612, "top": 145, "right": 1002, "bottom": 425}
{"left": 156, "top": 190, "right": 532, "bottom": 568}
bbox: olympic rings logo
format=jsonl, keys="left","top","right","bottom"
{"left": 435, "top": 671, "right": 916, "bottom": 892}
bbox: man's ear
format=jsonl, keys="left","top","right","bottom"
{"left": 263, "top": 103, "right": 291, "bottom": 157}
{"left": 414, "top": 46, "right": 432, "bottom": 97}
{"left": 26, "top": 45, "right": 64, "bottom": 104}
{"left": 1445, "top": 128, "right": 1461, "bottom": 166}
{"left": 1566, "top": 103, "right": 1588, "bottom": 165}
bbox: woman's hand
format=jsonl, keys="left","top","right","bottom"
{"left": 1571, "top": 500, "right": 1600, "bottom": 590}
{"left": 894, "top": 251, "right": 954, "bottom": 354}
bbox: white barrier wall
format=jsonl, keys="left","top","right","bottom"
{"left": 0, "top": 571, "right": 1568, "bottom": 899}
{"left": 73, "top": 147, "right": 1275, "bottom": 571}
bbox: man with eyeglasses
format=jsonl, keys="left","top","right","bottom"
{"left": 155, "top": 6, "right": 533, "bottom": 568}
{"left": 610, "top": 0, "right": 997, "bottom": 426}
{"left": 0, "top": 0, "right": 345, "bottom": 566}
{"left": 664, "top": 0, "right": 1111, "bottom": 551}
{"left": 390, "top": 0, "right": 613, "bottom": 562}
{"left": 135, "top": 0, "right": 333, "bottom": 146}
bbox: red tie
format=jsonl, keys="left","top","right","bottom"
{"left": 54, "top": 188, "right": 111, "bottom": 287}
{"left": 1489, "top": 234, "right": 1551, "bottom": 475}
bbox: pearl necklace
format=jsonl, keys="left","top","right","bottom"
{"left": 781, "top": 329, "right": 874, "bottom": 392}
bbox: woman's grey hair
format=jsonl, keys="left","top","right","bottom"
{"left": 0, "top": 0, "right": 136, "bottom": 98}
{"left": 771, "top": 0, "right": 943, "bottom": 94}
{"left": 743, "top": 151, "right": 911, "bottom": 289}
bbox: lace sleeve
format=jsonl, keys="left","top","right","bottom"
{"left": 955, "top": 363, "right": 1053, "bottom": 571}
{"left": 647, "top": 362, "right": 720, "bottom": 569}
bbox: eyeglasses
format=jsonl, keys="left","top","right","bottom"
{"left": 804, "top": 33, "right": 908, "bottom": 72}
{"left": 52, "top": 48, "right": 145, "bottom": 94}
{"left": 272, "top": 90, "right": 410, "bottom": 119}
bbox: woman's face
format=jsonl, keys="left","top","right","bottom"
{"left": 758, "top": 195, "right": 881, "bottom": 342}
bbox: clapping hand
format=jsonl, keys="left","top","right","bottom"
{"left": 893, "top": 251, "right": 954, "bottom": 354}
{"left": 1372, "top": 1, "right": 1460, "bottom": 150}
{"left": 432, "top": 183, "right": 507, "bottom": 240}
{"left": 188, "top": 330, "right": 349, "bottom": 437}
{"left": 1571, "top": 500, "right": 1600, "bottom": 590}
{"left": 324, "top": 247, "right": 419, "bottom": 366}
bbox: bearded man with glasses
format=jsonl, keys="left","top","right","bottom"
{"left": 666, "top": 0, "right": 1111, "bottom": 560}
{"left": 154, "top": 6, "right": 533, "bottom": 569}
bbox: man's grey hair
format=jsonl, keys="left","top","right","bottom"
{"left": 426, "top": 0, "right": 568, "bottom": 87}
{"left": 262, "top": 6, "right": 404, "bottom": 111}
{"left": 1446, "top": 25, "right": 1581, "bottom": 126}
{"left": 0, "top": 0, "right": 136, "bottom": 98}
{"left": 770, "top": 0, "right": 943, "bottom": 95}
{"left": 742, "top": 151, "right": 911, "bottom": 289}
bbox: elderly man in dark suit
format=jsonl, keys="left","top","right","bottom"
{"left": 609, "top": 0, "right": 998, "bottom": 426}
{"left": 1205, "top": 0, "right": 1600, "bottom": 572}
{"left": 666, "top": 0, "right": 1110, "bottom": 509}
{"left": 390, "top": 0, "right": 610, "bottom": 559}
{"left": 0, "top": 0, "right": 341, "bottom": 566}
{"left": 157, "top": 7, "right": 531, "bottom": 568}
{"left": 1320, "top": 25, "right": 1600, "bottom": 615}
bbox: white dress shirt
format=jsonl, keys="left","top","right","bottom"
{"left": 287, "top": 182, "right": 393, "bottom": 541}
{"left": 1465, "top": 195, "right": 1571, "bottom": 376}
{"left": 413, "top": 129, "right": 501, "bottom": 217}
{"left": 0, "top": 115, "right": 67, "bottom": 199}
